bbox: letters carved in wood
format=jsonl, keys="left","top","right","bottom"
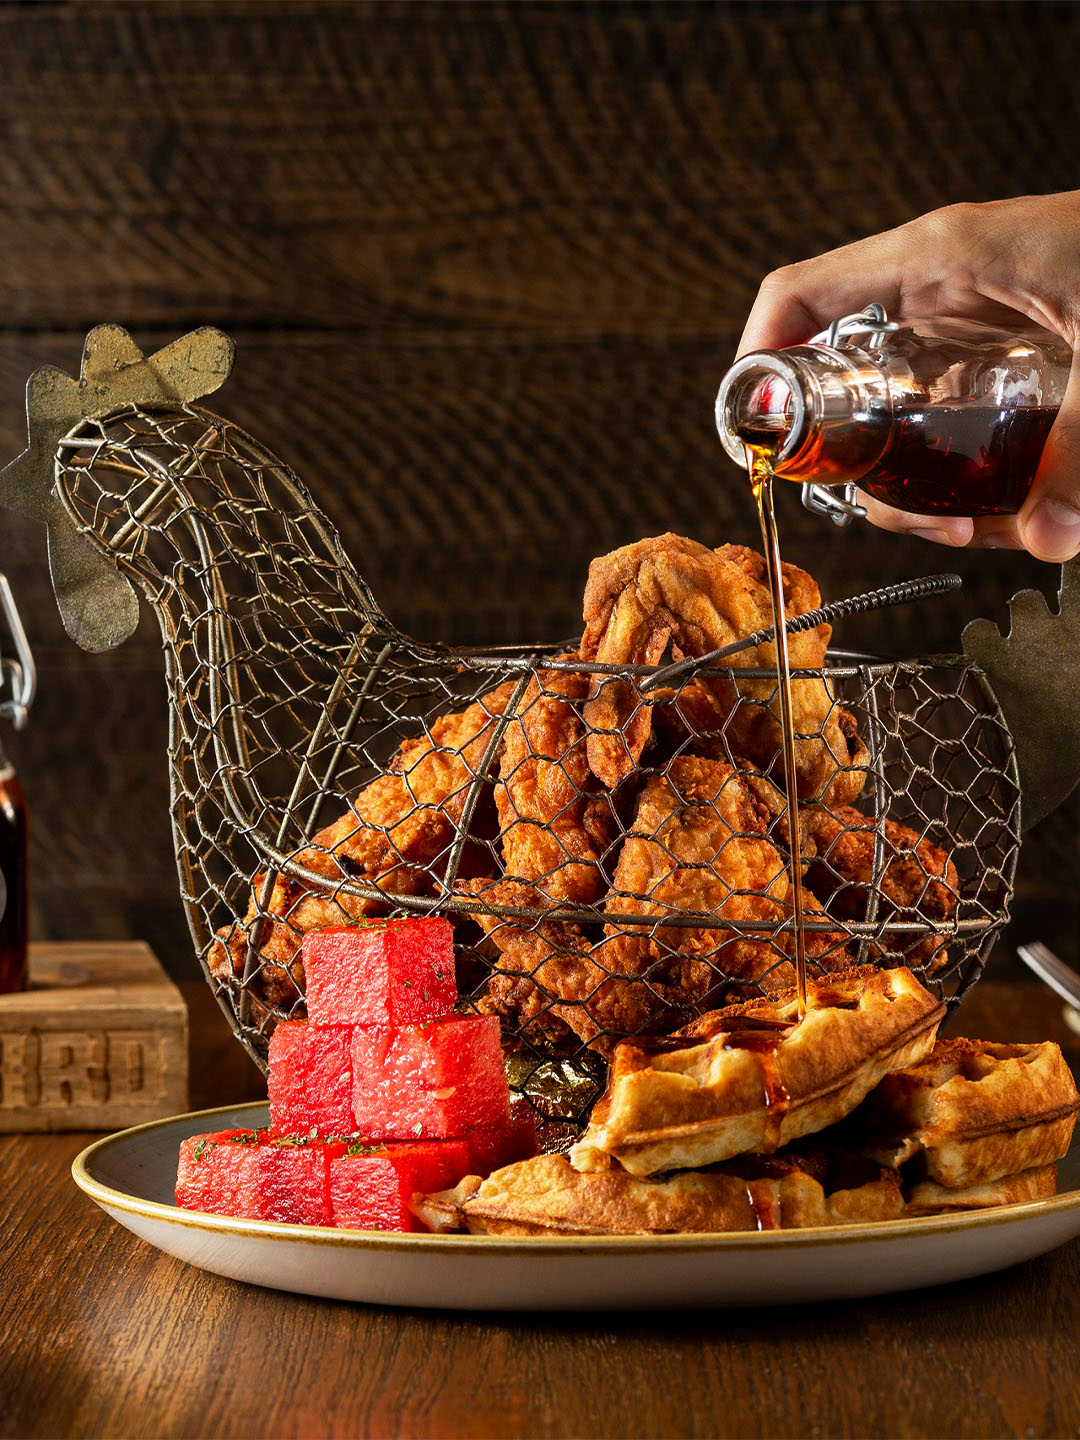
{"left": 0, "top": 943, "right": 188, "bottom": 1131}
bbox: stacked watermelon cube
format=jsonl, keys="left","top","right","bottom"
{"left": 175, "top": 1127, "right": 351, "bottom": 1226}
{"left": 175, "top": 917, "right": 536, "bottom": 1231}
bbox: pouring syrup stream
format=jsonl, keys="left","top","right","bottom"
{"left": 745, "top": 433, "right": 808, "bottom": 1018}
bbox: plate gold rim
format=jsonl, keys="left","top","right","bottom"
{"left": 72, "top": 1100, "right": 1080, "bottom": 1257}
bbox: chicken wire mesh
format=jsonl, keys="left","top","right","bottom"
{"left": 2, "top": 329, "right": 1020, "bottom": 1134}
{"left": 40, "top": 395, "right": 1020, "bottom": 1130}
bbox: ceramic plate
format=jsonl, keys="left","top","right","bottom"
{"left": 73, "top": 1102, "right": 1080, "bottom": 1310}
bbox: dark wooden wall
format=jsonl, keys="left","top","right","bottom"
{"left": 2, "top": 0, "right": 1077, "bottom": 979}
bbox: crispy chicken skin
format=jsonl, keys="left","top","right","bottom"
{"left": 801, "top": 804, "right": 960, "bottom": 971}
{"left": 654, "top": 675, "right": 869, "bottom": 808}
{"left": 467, "top": 757, "right": 850, "bottom": 1054}
{"left": 602, "top": 757, "right": 849, "bottom": 1003}
{"left": 495, "top": 664, "right": 616, "bottom": 905}
{"left": 208, "top": 682, "right": 514, "bottom": 1013}
{"left": 461, "top": 875, "right": 594, "bottom": 1047}
{"left": 475, "top": 966, "right": 581, "bottom": 1048}
{"left": 581, "top": 535, "right": 867, "bottom": 806}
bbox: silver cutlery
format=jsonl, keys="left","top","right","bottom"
{"left": 1016, "top": 942, "right": 1080, "bottom": 1011}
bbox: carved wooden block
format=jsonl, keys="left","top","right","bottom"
{"left": 0, "top": 941, "right": 188, "bottom": 1131}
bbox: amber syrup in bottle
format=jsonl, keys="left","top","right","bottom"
{"left": 0, "top": 741, "right": 28, "bottom": 992}
{"left": 746, "top": 402, "right": 1057, "bottom": 518}
{"left": 745, "top": 432, "right": 808, "bottom": 1019}
{"left": 852, "top": 404, "right": 1057, "bottom": 517}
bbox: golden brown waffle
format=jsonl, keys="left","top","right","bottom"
{"left": 905, "top": 1163, "right": 1059, "bottom": 1216}
{"left": 412, "top": 1149, "right": 904, "bottom": 1236}
{"left": 569, "top": 966, "right": 946, "bottom": 1178}
{"left": 849, "top": 1038, "right": 1079, "bottom": 1189}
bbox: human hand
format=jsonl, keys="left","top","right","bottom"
{"left": 737, "top": 192, "right": 1080, "bottom": 560}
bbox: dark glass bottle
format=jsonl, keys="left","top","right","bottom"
{"left": 715, "top": 312, "right": 1071, "bottom": 518}
{"left": 0, "top": 737, "right": 28, "bottom": 992}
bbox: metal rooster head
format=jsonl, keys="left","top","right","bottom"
{"left": 1, "top": 326, "right": 235, "bottom": 651}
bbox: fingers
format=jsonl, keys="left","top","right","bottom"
{"left": 858, "top": 495, "right": 1032, "bottom": 550}
{"left": 1017, "top": 354, "right": 1080, "bottom": 561}
{"left": 735, "top": 201, "right": 1039, "bottom": 358}
{"left": 737, "top": 233, "right": 909, "bottom": 356}
{"left": 967, "top": 517, "right": 1027, "bottom": 550}
{"left": 855, "top": 493, "right": 975, "bottom": 547}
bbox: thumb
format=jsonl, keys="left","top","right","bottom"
{"left": 1018, "top": 353, "right": 1080, "bottom": 562}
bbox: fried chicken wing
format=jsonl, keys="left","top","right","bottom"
{"left": 801, "top": 804, "right": 960, "bottom": 971}
{"left": 466, "top": 757, "right": 850, "bottom": 1054}
{"left": 580, "top": 534, "right": 867, "bottom": 806}
{"left": 495, "top": 664, "right": 616, "bottom": 904}
{"left": 208, "top": 681, "right": 514, "bottom": 1013}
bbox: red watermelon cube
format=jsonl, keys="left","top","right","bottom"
{"left": 176, "top": 1128, "right": 356, "bottom": 1226}
{"left": 175, "top": 1128, "right": 265, "bottom": 1215}
{"left": 304, "top": 918, "right": 457, "bottom": 1027}
{"left": 267, "top": 1021, "right": 354, "bottom": 1136}
{"left": 352, "top": 1015, "right": 510, "bottom": 1139}
{"left": 250, "top": 1136, "right": 351, "bottom": 1226}
{"left": 464, "top": 1101, "right": 538, "bottom": 1177}
{"left": 330, "top": 1138, "right": 470, "bottom": 1232}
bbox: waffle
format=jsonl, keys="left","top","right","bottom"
{"left": 848, "top": 1038, "right": 1080, "bottom": 1189}
{"left": 412, "top": 1149, "right": 904, "bottom": 1236}
{"left": 569, "top": 966, "right": 946, "bottom": 1178}
{"left": 905, "top": 1163, "right": 1059, "bottom": 1215}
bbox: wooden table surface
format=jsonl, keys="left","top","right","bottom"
{"left": 2, "top": 975, "right": 1079, "bottom": 1440}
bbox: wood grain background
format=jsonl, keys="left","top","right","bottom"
{"left": 1, "top": 0, "right": 1077, "bottom": 981}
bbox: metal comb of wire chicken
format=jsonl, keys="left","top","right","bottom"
{"left": 0, "top": 328, "right": 1025, "bottom": 1131}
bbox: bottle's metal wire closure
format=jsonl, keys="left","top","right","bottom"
{"left": 802, "top": 302, "right": 901, "bottom": 527}
{"left": 820, "top": 302, "right": 900, "bottom": 351}
{"left": 800, "top": 481, "right": 866, "bottom": 527}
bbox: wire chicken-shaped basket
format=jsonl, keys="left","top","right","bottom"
{"left": 1, "top": 329, "right": 1022, "bottom": 1129}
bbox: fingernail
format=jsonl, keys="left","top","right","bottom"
{"left": 909, "top": 527, "right": 957, "bottom": 545}
{"left": 1024, "top": 499, "right": 1080, "bottom": 560}
{"left": 980, "top": 532, "right": 1024, "bottom": 550}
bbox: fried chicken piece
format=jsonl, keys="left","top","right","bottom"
{"left": 208, "top": 682, "right": 514, "bottom": 1015}
{"left": 468, "top": 662, "right": 617, "bottom": 1043}
{"left": 801, "top": 804, "right": 960, "bottom": 972}
{"left": 729, "top": 764, "right": 820, "bottom": 862}
{"left": 465, "top": 757, "right": 850, "bottom": 1055}
{"left": 474, "top": 968, "right": 580, "bottom": 1048}
{"left": 654, "top": 675, "right": 870, "bottom": 809}
{"left": 581, "top": 534, "right": 867, "bottom": 806}
{"left": 459, "top": 875, "right": 597, "bottom": 1046}
{"left": 602, "top": 757, "right": 849, "bottom": 1006}
{"left": 495, "top": 664, "right": 616, "bottom": 905}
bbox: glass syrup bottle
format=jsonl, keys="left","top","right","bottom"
{"left": 0, "top": 576, "right": 34, "bottom": 993}
{"left": 714, "top": 306, "right": 1072, "bottom": 522}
